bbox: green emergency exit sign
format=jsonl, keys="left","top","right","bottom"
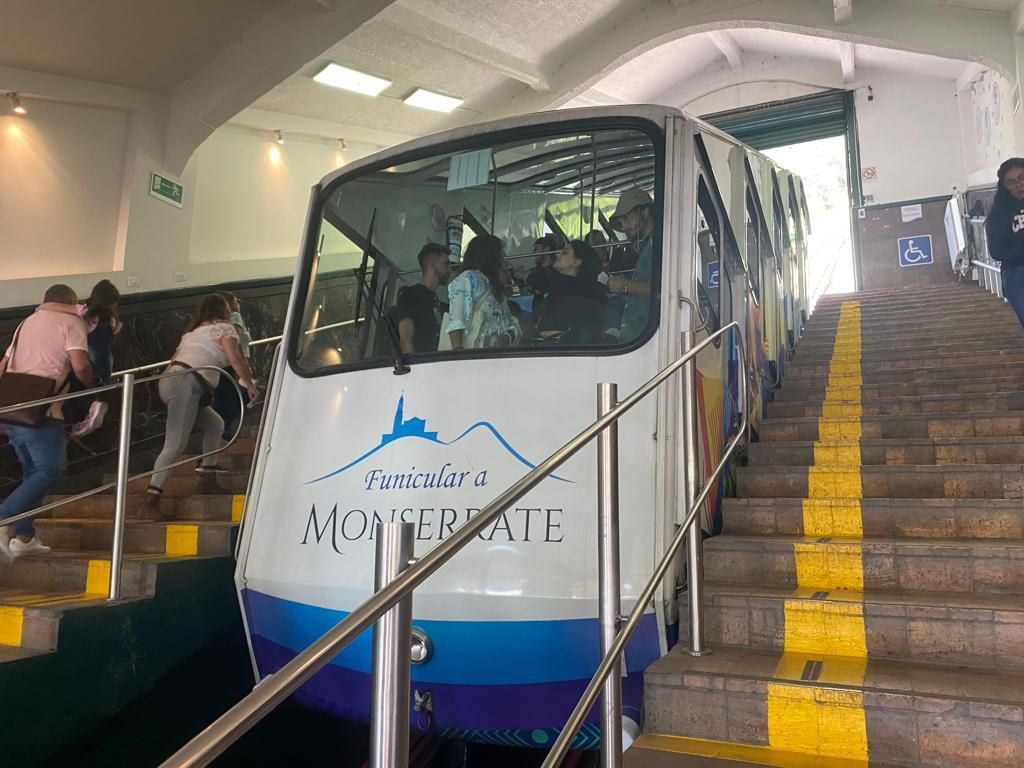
{"left": 150, "top": 172, "right": 183, "bottom": 208}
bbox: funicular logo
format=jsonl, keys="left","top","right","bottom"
{"left": 300, "top": 396, "right": 573, "bottom": 553}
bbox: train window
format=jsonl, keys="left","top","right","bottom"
{"left": 745, "top": 191, "right": 760, "bottom": 301}
{"left": 293, "top": 123, "right": 661, "bottom": 373}
{"left": 695, "top": 177, "right": 721, "bottom": 327}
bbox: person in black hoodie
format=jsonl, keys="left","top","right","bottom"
{"left": 526, "top": 239, "right": 609, "bottom": 344}
{"left": 985, "top": 157, "right": 1024, "bottom": 327}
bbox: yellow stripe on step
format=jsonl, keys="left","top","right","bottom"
{"left": 801, "top": 499, "right": 863, "bottom": 537}
{"left": 85, "top": 560, "right": 111, "bottom": 596}
{"left": 231, "top": 494, "right": 246, "bottom": 523}
{"left": 793, "top": 542, "right": 865, "bottom": 591}
{"left": 783, "top": 597, "right": 867, "bottom": 656}
{"left": 165, "top": 524, "right": 199, "bottom": 556}
{"left": 767, "top": 675, "right": 868, "bottom": 762}
{"left": 817, "top": 418, "right": 862, "bottom": 441}
{"left": 807, "top": 467, "right": 863, "bottom": 499}
{"left": 812, "top": 441, "right": 861, "bottom": 468}
{"left": 0, "top": 606, "right": 24, "bottom": 647}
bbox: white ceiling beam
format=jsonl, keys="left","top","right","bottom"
{"left": 381, "top": 0, "right": 550, "bottom": 91}
{"left": 834, "top": 0, "right": 853, "bottom": 25}
{"left": 838, "top": 41, "right": 856, "bottom": 82}
{"left": 163, "top": 0, "right": 399, "bottom": 174}
{"left": 956, "top": 62, "right": 986, "bottom": 92}
{"left": 708, "top": 30, "right": 743, "bottom": 71}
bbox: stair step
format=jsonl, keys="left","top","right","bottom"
{"left": 721, "top": 498, "right": 1024, "bottom": 540}
{"left": 44, "top": 493, "right": 239, "bottom": 521}
{"left": 774, "top": 375, "right": 1024, "bottom": 402}
{"left": 692, "top": 584, "right": 1024, "bottom": 669}
{"left": 624, "top": 735, "right": 899, "bottom": 768}
{"left": 786, "top": 350, "right": 1024, "bottom": 378}
{"left": 767, "top": 391, "right": 1024, "bottom": 419}
{"left": 100, "top": 472, "right": 248, "bottom": 496}
{"left": 792, "top": 339, "right": 1024, "bottom": 365}
{"left": 33, "top": 519, "right": 235, "bottom": 556}
{"left": 643, "top": 645, "right": 1024, "bottom": 768}
{"left": 738, "top": 464, "right": 1024, "bottom": 500}
{"left": 759, "top": 411, "right": 1024, "bottom": 442}
{"left": 0, "top": 551, "right": 159, "bottom": 597}
{"left": 703, "top": 535, "right": 1024, "bottom": 595}
{"left": 747, "top": 436, "right": 1024, "bottom": 467}
{"left": 0, "top": 588, "right": 112, "bottom": 651}
{"left": 779, "top": 361, "right": 1020, "bottom": 386}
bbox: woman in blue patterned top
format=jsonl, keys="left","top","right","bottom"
{"left": 444, "top": 234, "right": 521, "bottom": 350}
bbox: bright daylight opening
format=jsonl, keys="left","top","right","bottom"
{"left": 765, "top": 135, "right": 855, "bottom": 310}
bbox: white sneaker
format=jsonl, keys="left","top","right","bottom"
{"left": 70, "top": 401, "right": 109, "bottom": 438}
{"left": 9, "top": 536, "right": 51, "bottom": 558}
{"left": 194, "top": 464, "right": 230, "bottom": 474}
{"left": 0, "top": 528, "right": 11, "bottom": 563}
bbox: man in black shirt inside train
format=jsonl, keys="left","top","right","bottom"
{"left": 395, "top": 243, "right": 453, "bottom": 354}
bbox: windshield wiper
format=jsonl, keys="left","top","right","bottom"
{"left": 354, "top": 210, "right": 410, "bottom": 376}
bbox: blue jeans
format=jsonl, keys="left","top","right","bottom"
{"left": 0, "top": 419, "right": 67, "bottom": 538}
{"left": 1002, "top": 263, "right": 1024, "bottom": 329}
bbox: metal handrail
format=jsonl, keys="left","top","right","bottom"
{"left": 111, "top": 319, "right": 359, "bottom": 377}
{"left": 543, "top": 326, "right": 748, "bottom": 765}
{"left": 0, "top": 365, "right": 245, "bottom": 532}
{"left": 160, "top": 320, "right": 746, "bottom": 768}
{"left": 972, "top": 259, "right": 1001, "bottom": 274}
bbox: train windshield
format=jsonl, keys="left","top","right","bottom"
{"left": 294, "top": 122, "right": 661, "bottom": 373}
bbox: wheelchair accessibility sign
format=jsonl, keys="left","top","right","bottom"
{"left": 897, "top": 235, "right": 934, "bottom": 267}
{"left": 708, "top": 260, "right": 720, "bottom": 288}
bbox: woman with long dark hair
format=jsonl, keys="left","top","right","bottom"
{"left": 145, "top": 294, "right": 257, "bottom": 517}
{"left": 67, "top": 279, "right": 122, "bottom": 436}
{"left": 443, "top": 234, "right": 520, "bottom": 350}
{"left": 985, "top": 157, "right": 1024, "bottom": 327}
{"left": 527, "top": 239, "right": 609, "bottom": 343}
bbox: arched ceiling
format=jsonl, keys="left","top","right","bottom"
{"left": 0, "top": 0, "right": 1020, "bottom": 171}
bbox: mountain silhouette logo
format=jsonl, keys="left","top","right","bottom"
{"left": 306, "top": 395, "right": 573, "bottom": 484}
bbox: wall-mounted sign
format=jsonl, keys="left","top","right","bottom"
{"left": 707, "top": 260, "right": 720, "bottom": 288}
{"left": 861, "top": 167, "right": 878, "bottom": 183}
{"left": 898, "top": 235, "right": 934, "bottom": 268}
{"left": 150, "top": 172, "right": 183, "bottom": 208}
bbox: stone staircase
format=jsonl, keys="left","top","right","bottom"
{"left": 629, "top": 285, "right": 1024, "bottom": 768}
{"left": 0, "top": 435, "right": 252, "bottom": 656}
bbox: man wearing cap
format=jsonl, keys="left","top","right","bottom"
{"left": 607, "top": 188, "right": 655, "bottom": 341}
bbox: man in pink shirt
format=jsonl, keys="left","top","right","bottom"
{"left": 0, "top": 284, "right": 93, "bottom": 560}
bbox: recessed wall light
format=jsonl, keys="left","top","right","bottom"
{"left": 403, "top": 88, "right": 463, "bottom": 113}
{"left": 274, "top": 130, "right": 284, "bottom": 145}
{"left": 313, "top": 63, "right": 391, "bottom": 97}
{"left": 10, "top": 92, "right": 26, "bottom": 115}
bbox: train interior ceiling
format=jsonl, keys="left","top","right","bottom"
{"left": 2, "top": 1, "right": 1024, "bottom": 767}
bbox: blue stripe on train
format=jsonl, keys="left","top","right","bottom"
{"left": 242, "top": 589, "right": 662, "bottom": 685}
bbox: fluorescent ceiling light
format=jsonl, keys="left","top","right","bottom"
{"left": 313, "top": 63, "right": 391, "bottom": 97}
{"left": 404, "top": 88, "right": 463, "bottom": 113}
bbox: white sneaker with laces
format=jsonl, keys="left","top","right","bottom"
{"left": 9, "top": 536, "right": 51, "bottom": 558}
{"left": 70, "top": 401, "right": 109, "bottom": 438}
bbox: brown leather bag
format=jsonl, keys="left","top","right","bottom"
{"left": 0, "top": 322, "right": 62, "bottom": 427}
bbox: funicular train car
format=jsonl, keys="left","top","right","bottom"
{"left": 234, "top": 105, "right": 811, "bottom": 746}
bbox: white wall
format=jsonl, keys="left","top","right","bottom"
{"left": 854, "top": 71, "right": 966, "bottom": 204}
{"left": 957, "top": 69, "right": 1016, "bottom": 189}
{"left": 688, "top": 69, "right": 970, "bottom": 207}
{"left": 0, "top": 65, "right": 379, "bottom": 308}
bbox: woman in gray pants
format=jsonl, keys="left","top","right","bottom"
{"left": 145, "top": 294, "right": 257, "bottom": 519}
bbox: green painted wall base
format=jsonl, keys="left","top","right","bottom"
{"left": 1, "top": 557, "right": 240, "bottom": 768}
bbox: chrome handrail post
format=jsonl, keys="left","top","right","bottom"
{"left": 369, "top": 522, "right": 414, "bottom": 768}
{"left": 108, "top": 373, "right": 134, "bottom": 600}
{"left": 682, "top": 330, "right": 707, "bottom": 657}
{"left": 596, "top": 383, "right": 622, "bottom": 768}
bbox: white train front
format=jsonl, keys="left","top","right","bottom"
{"left": 234, "top": 105, "right": 810, "bottom": 748}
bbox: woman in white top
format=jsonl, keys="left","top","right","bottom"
{"left": 145, "top": 294, "right": 257, "bottom": 517}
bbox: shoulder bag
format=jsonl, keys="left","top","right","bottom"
{"left": 0, "top": 322, "right": 63, "bottom": 427}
